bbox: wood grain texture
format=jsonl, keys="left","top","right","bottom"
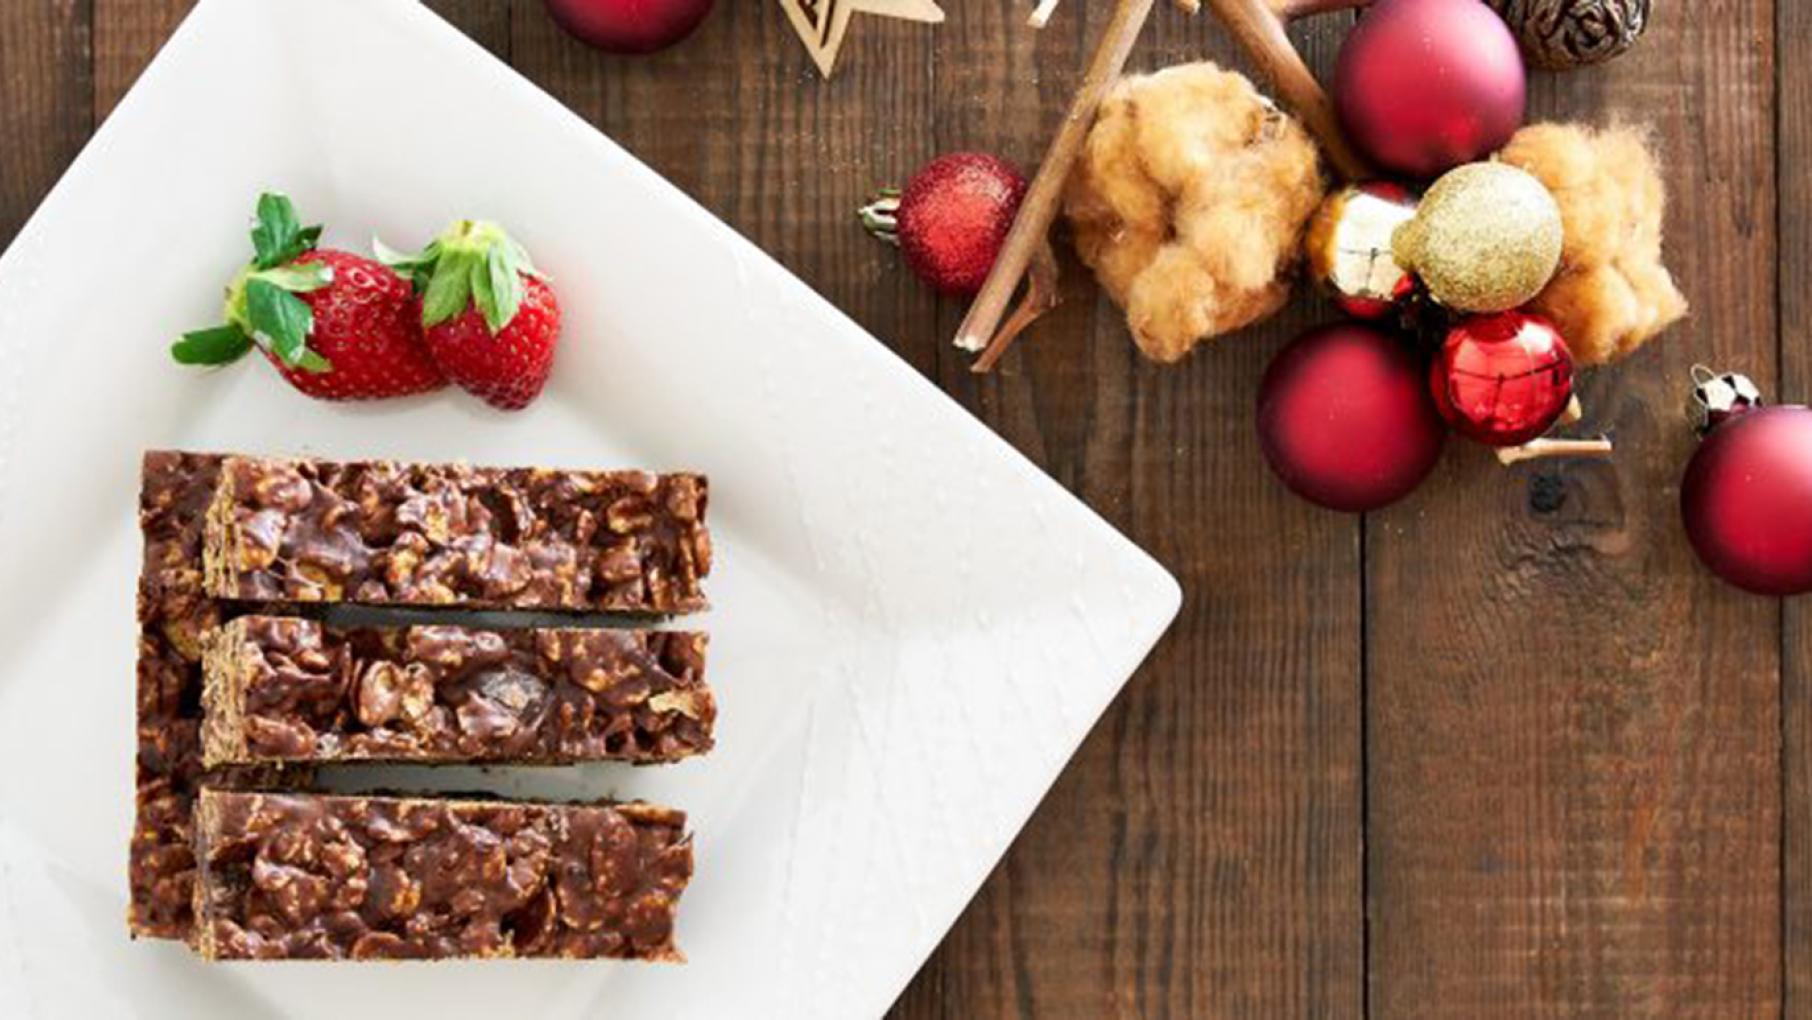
{"left": 0, "top": 0, "right": 89, "bottom": 245}
{"left": 1781, "top": 0, "right": 1812, "bottom": 1013}
{"left": 1365, "top": 1, "right": 1782, "bottom": 1015}
{"left": 93, "top": 0, "right": 188, "bottom": 120}
{"left": 0, "top": 1, "right": 1794, "bottom": 1015}
{"left": 893, "top": 8, "right": 1364, "bottom": 1018}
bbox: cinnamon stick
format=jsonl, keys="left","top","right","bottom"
{"left": 1561, "top": 394, "right": 1584, "bottom": 425}
{"left": 1495, "top": 437, "right": 1615, "bottom": 466}
{"left": 1207, "top": 0, "right": 1371, "bottom": 180}
{"left": 972, "top": 241, "right": 1061, "bottom": 373}
{"left": 954, "top": 0, "right": 1156, "bottom": 359}
{"left": 1269, "top": 0, "right": 1371, "bottom": 17}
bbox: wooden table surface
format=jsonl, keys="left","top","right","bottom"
{"left": 1, "top": 1, "right": 1802, "bottom": 1015}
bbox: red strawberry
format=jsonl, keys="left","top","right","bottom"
{"left": 173, "top": 193, "right": 445, "bottom": 401}
{"left": 860, "top": 152, "right": 1028, "bottom": 297}
{"left": 378, "top": 221, "right": 561, "bottom": 411}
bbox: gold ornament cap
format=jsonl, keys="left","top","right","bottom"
{"left": 1392, "top": 162, "right": 1563, "bottom": 313}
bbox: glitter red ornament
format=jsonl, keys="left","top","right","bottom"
{"left": 1681, "top": 379, "right": 1812, "bottom": 596}
{"left": 1258, "top": 323, "right": 1447, "bottom": 512}
{"left": 543, "top": 0, "right": 716, "bottom": 54}
{"left": 1430, "top": 312, "right": 1575, "bottom": 447}
{"left": 1333, "top": 0, "right": 1527, "bottom": 179}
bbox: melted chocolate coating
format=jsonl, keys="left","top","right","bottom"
{"left": 193, "top": 791, "right": 692, "bottom": 961}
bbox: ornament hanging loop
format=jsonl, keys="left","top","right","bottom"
{"left": 1688, "top": 365, "right": 1764, "bottom": 437}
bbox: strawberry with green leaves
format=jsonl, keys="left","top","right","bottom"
{"left": 379, "top": 220, "right": 562, "bottom": 411}
{"left": 173, "top": 193, "right": 446, "bottom": 401}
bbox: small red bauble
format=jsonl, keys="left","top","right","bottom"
{"left": 1430, "top": 312, "right": 1574, "bottom": 447}
{"left": 1258, "top": 323, "right": 1447, "bottom": 512}
{"left": 888, "top": 153, "right": 1029, "bottom": 297}
{"left": 543, "top": 0, "right": 715, "bottom": 54}
{"left": 1334, "top": 0, "right": 1527, "bottom": 179}
{"left": 1682, "top": 403, "right": 1812, "bottom": 596}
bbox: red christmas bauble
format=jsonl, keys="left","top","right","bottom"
{"left": 543, "top": 0, "right": 715, "bottom": 54}
{"left": 1334, "top": 0, "right": 1527, "bottom": 179}
{"left": 1430, "top": 312, "right": 1574, "bottom": 447}
{"left": 1258, "top": 323, "right": 1447, "bottom": 512}
{"left": 1681, "top": 405, "right": 1812, "bottom": 596}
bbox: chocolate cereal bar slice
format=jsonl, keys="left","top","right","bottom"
{"left": 202, "top": 455, "right": 710, "bottom": 613}
{"left": 192, "top": 789, "right": 692, "bottom": 961}
{"left": 131, "top": 452, "right": 225, "bottom": 939}
{"left": 201, "top": 616, "right": 713, "bottom": 767}
{"left": 132, "top": 452, "right": 298, "bottom": 940}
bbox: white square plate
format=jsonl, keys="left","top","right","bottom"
{"left": 0, "top": 2, "right": 1179, "bottom": 1017}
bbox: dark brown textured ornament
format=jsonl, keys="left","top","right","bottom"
{"left": 1485, "top": 0, "right": 1651, "bottom": 69}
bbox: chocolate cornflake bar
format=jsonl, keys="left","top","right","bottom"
{"left": 202, "top": 456, "right": 710, "bottom": 613}
{"left": 131, "top": 453, "right": 297, "bottom": 939}
{"left": 201, "top": 617, "right": 713, "bottom": 767}
{"left": 130, "top": 452, "right": 222, "bottom": 939}
{"left": 192, "top": 789, "right": 692, "bottom": 961}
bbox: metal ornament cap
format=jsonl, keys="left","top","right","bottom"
{"left": 1689, "top": 364, "right": 1764, "bottom": 437}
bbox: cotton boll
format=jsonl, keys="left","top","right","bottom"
{"left": 1498, "top": 122, "right": 1688, "bottom": 365}
{"left": 1063, "top": 62, "right": 1325, "bottom": 363}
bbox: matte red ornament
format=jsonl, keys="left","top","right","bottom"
{"left": 1682, "top": 404, "right": 1812, "bottom": 596}
{"left": 1258, "top": 323, "right": 1447, "bottom": 512}
{"left": 1430, "top": 312, "right": 1574, "bottom": 447}
{"left": 1334, "top": 0, "right": 1527, "bottom": 179}
{"left": 543, "top": 0, "right": 715, "bottom": 54}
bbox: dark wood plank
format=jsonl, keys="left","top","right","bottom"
{"left": 1780, "top": 0, "right": 1812, "bottom": 1010}
{"left": 7, "top": 3, "right": 1783, "bottom": 1015}
{"left": 894, "top": 7, "right": 1364, "bottom": 1018}
{"left": 0, "top": 0, "right": 90, "bottom": 246}
{"left": 93, "top": 0, "right": 188, "bottom": 121}
{"left": 1366, "top": 4, "right": 1782, "bottom": 1015}
{"left": 426, "top": 0, "right": 511, "bottom": 60}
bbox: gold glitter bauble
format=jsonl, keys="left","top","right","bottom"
{"left": 1392, "top": 162, "right": 1563, "bottom": 313}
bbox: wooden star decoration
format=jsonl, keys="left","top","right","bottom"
{"left": 778, "top": 0, "right": 945, "bottom": 78}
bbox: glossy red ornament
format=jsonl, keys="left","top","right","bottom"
{"left": 1430, "top": 312, "right": 1574, "bottom": 447}
{"left": 543, "top": 0, "right": 715, "bottom": 54}
{"left": 1304, "top": 181, "right": 1420, "bottom": 319}
{"left": 1682, "top": 404, "right": 1812, "bottom": 596}
{"left": 1258, "top": 323, "right": 1447, "bottom": 512}
{"left": 1334, "top": 0, "right": 1527, "bottom": 179}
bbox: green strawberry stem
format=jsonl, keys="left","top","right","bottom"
{"left": 377, "top": 220, "right": 543, "bottom": 335}
{"left": 172, "top": 192, "right": 333, "bottom": 372}
{"left": 858, "top": 188, "right": 902, "bottom": 245}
